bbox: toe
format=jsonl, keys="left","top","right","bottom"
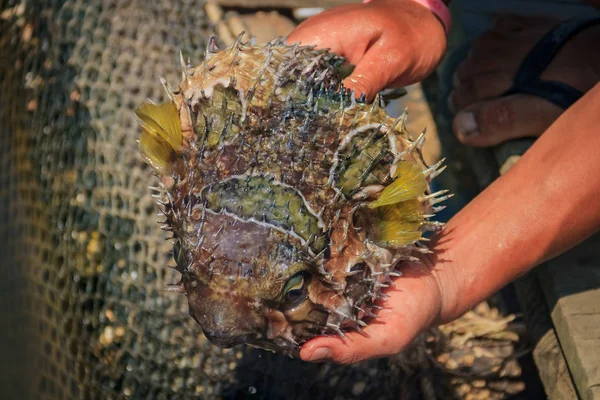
{"left": 450, "top": 71, "right": 514, "bottom": 110}
{"left": 456, "top": 54, "right": 516, "bottom": 84}
{"left": 492, "top": 14, "right": 557, "bottom": 33}
{"left": 453, "top": 94, "right": 563, "bottom": 147}
{"left": 492, "top": 14, "right": 529, "bottom": 32}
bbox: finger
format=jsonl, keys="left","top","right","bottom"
{"left": 341, "top": 42, "right": 394, "bottom": 100}
{"left": 286, "top": 4, "right": 366, "bottom": 55}
{"left": 300, "top": 323, "right": 410, "bottom": 365}
{"left": 300, "top": 308, "right": 421, "bottom": 364}
{"left": 452, "top": 94, "right": 564, "bottom": 147}
{"left": 343, "top": 32, "right": 430, "bottom": 100}
{"left": 286, "top": 19, "right": 344, "bottom": 54}
{"left": 450, "top": 71, "right": 514, "bottom": 110}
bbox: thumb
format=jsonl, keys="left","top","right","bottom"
{"left": 344, "top": 73, "right": 379, "bottom": 101}
{"left": 343, "top": 74, "right": 379, "bottom": 101}
{"left": 342, "top": 46, "right": 396, "bottom": 101}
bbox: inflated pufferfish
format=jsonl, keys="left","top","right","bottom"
{"left": 136, "top": 35, "right": 450, "bottom": 357}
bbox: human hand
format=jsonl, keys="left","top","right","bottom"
{"left": 300, "top": 252, "right": 456, "bottom": 363}
{"left": 290, "top": 0, "right": 448, "bottom": 364}
{"left": 302, "top": 83, "right": 600, "bottom": 364}
{"left": 287, "top": 0, "right": 447, "bottom": 100}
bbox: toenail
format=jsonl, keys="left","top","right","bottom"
{"left": 455, "top": 111, "right": 479, "bottom": 138}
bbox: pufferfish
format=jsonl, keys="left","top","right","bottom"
{"left": 136, "top": 35, "right": 450, "bottom": 357}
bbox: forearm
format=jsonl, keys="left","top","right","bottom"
{"left": 435, "top": 83, "right": 600, "bottom": 322}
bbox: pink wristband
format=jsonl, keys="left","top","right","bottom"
{"left": 410, "top": 0, "right": 452, "bottom": 34}
{"left": 363, "top": 0, "right": 452, "bottom": 35}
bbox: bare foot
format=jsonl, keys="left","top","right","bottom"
{"left": 450, "top": 16, "right": 600, "bottom": 147}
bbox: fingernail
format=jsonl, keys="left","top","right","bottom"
{"left": 309, "top": 347, "right": 330, "bottom": 362}
{"left": 454, "top": 111, "right": 479, "bottom": 138}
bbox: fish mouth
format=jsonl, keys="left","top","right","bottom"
{"left": 203, "top": 330, "right": 256, "bottom": 348}
{"left": 185, "top": 264, "right": 376, "bottom": 356}
{"left": 248, "top": 316, "right": 329, "bottom": 357}
{"left": 246, "top": 337, "right": 302, "bottom": 358}
{"left": 201, "top": 316, "right": 325, "bottom": 357}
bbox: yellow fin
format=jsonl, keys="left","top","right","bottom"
{"left": 368, "top": 161, "right": 427, "bottom": 208}
{"left": 135, "top": 102, "right": 183, "bottom": 152}
{"left": 371, "top": 199, "right": 424, "bottom": 247}
{"left": 138, "top": 129, "right": 172, "bottom": 174}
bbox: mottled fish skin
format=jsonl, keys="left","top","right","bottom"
{"left": 136, "top": 35, "right": 449, "bottom": 357}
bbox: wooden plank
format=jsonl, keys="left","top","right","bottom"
{"left": 537, "top": 235, "right": 600, "bottom": 400}
{"left": 514, "top": 272, "right": 578, "bottom": 399}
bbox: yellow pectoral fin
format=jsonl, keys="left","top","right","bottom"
{"left": 135, "top": 102, "right": 183, "bottom": 152}
{"left": 379, "top": 198, "right": 423, "bottom": 222}
{"left": 370, "top": 199, "right": 425, "bottom": 247}
{"left": 368, "top": 161, "right": 427, "bottom": 208}
{"left": 375, "top": 227, "right": 423, "bottom": 247}
{"left": 138, "top": 128, "right": 173, "bottom": 174}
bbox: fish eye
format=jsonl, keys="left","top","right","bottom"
{"left": 282, "top": 271, "right": 310, "bottom": 305}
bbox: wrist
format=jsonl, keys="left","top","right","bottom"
{"left": 376, "top": 0, "right": 448, "bottom": 81}
{"left": 363, "top": 0, "right": 452, "bottom": 34}
{"left": 384, "top": 0, "right": 449, "bottom": 83}
{"left": 409, "top": 0, "right": 452, "bottom": 34}
{"left": 424, "top": 240, "right": 463, "bottom": 325}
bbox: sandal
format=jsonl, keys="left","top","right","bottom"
{"left": 503, "top": 17, "right": 600, "bottom": 109}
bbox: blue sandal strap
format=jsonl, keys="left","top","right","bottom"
{"left": 504, "top": 18, "right": 600, "bottom": 109}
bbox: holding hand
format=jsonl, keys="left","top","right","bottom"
{"left": 286, "top": 0, "right": 451, "bottom": 363}
{"left": 287, "top": 0, "right": 447, "bottom": 99}
{"left": 288, "top": 0, "right": 600, "bottom": 365}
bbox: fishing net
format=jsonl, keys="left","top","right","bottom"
{"left": 0, "top": 1, "right": 524, "bottom": 398}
